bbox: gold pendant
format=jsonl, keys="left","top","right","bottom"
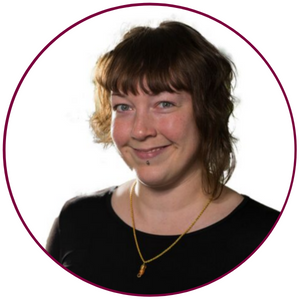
{"left": 137, "top": 264, "right": 147, "bottom": 278}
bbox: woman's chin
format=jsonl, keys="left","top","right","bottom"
{"left": 133, "top": 168, "right": 182, "bottom": 190}
{"left": 134, "top": 169, "right": 168, "bottom": 188}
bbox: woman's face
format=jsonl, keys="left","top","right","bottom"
{"left": 111, "top": 88, "right": 202, "bottom": 188}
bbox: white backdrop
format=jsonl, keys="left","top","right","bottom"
{"left": 1, "top": 1, "right": 299, "bottom": 299}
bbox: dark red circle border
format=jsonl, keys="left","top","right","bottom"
{"left": 2, "top": 2, "right": 297, "bottom": 297}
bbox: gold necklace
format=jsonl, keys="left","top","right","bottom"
{"left": 130, "top": 180, "right": 212, "bottom": 278}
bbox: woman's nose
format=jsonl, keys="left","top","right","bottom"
{"left": 131, "top": 112, "right": 157, "bottom": 141}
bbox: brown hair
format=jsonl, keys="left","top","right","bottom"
{"left": 90, "top": 21, "right": 237, "bottom": 198}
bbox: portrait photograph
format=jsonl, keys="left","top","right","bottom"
{"left": 1, "top": 1, "right": 298, "bottom": 299}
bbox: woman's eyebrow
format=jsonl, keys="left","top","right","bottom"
{"left": 111, "top": 91, "right": 126, "bottom": 97}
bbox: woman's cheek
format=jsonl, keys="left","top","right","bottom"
{"left": 111, "top": 118, "right": 129, "bottom": 148}
{"left": 159, "top": 115, "right": 188, "bottom": 140}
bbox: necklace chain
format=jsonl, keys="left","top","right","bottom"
{"left": 130, "top": 180, "right": 212, "bottom": 278}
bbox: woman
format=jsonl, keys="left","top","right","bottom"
{"left": 46, "top": 21, "right": 279, "bottom": 295}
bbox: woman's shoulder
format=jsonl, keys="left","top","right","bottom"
{"left": 53, "top": 186, "right": 118, "bottom": 239}
{"left": 223, "top": 195, "right": 280, "bottom": 240}
{"left": 241, "top": 196, "right": 280, "bottom": 221}
{"left": 60, "top": 186, "right": 117, "bottom": 217}
{"left": 204, "top": 187, "right": 280, "bottom": 235}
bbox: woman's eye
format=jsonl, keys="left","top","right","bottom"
{"left": 158, "top": 101, "right": 174, "bottom": 108}
{"left": 113, "top": 104, "right": 131, "bottom": 112}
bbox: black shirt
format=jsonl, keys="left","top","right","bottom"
{"left": 46, "top": 187, "right": 280, "bottom": 295}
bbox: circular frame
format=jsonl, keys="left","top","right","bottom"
{"left": 2, "top": 2, "right": 297, "bottom": 296}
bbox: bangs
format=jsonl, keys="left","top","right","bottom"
{"left": 95, "top": 26, "right": 192, "bottom": 95}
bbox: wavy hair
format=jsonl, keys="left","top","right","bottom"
{"left": 90, "top": 21, "right": 237, "bottom": 198}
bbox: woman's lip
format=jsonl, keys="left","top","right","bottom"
{"left": 132, "top": 145, "right": 170, "bottom": 159}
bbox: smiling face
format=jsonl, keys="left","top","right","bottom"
{"left": 92, "top": 22, "right": 237, "bottom": 197}
{"left": 111, "top": 89, "right": 202, "bottom": 188}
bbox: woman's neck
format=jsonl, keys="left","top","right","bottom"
{"left": 131, "top": 171, "right": 212, "bottom": 235}
{"left": 135, "top": 174, "right": 208, "bottom": 213}
{"left": 112, "top": 170, "right": 243, "bottom": 236}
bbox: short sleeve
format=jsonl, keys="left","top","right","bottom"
{"left": 46, "top": 218, "right": 60, "bottom": 261}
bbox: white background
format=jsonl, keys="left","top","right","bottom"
{"left": 1, "top": 1, "right": 299, "bottom": 299}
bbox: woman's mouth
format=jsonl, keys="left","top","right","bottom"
{"left": 133, "top": 145, "right": 170, "bottom": 160}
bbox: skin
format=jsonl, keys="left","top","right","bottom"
{"left": 110, "top": 88, "right": 243, "bottom": 235}
{"left": 111, "top": 89, "right": 202, "bottom": 188}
